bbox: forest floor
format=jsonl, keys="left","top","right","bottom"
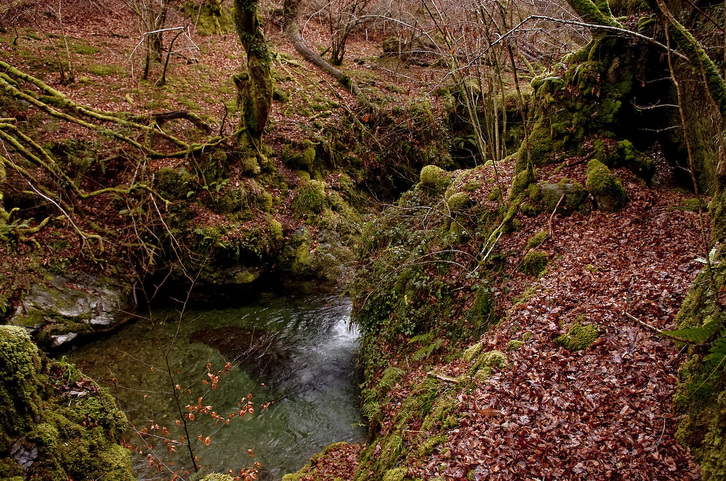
{"left": 0, "top": 1, "right": 708, "bottom": 479}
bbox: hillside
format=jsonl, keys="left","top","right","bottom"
{"left": 2, "top": 0, "right": 726, "bottom": 480}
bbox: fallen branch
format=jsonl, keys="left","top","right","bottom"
{"left": 427, "top": 371, "right": 461, "bottom": 383}
{"left": 548, "top": 193, "right": 565, "bottom": 236}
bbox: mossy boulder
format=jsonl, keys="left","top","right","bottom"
{"left": 0, "top": 328, "right": 133, "bottom": 480}
{"left": 155, "top": 167, "right": 195, "bottom": 200}
{"left": 0, "top": 326, "right": 43, "bottom": 450}
{"left": 462, "top": 342, "right": 484, "bottom": 362}
{"left": 470, "top": 349, "right": 507, "bottom": 379}
{"left": 446, "top": 191, "right": 471, "bottom": 211}
{"left": 520, "top": 250, "right": 548, "bottom": 277}
{"left": 10, "top": 273, "right": 131, "bottom": 350}
{"left": 540, "top": 180, "right": 588, "bottom": 213}
{"left": 586, "top": 159, "right": 628, "bottom": 211}
{"left": 292, "top": 181, "right": 327, "bottom": 218}
{"left": 419, "top": 165, "right": 451, "bottom": 193}
{"left": 383, "top": 467, "right": 408, "bottom": 481}
{"left": 554, "top": 322, "right": 600, "bottom": 351}
{"left": 201, "top": 475, "right": 235, "bottom": 481}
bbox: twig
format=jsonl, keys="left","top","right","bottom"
{"left": 548, "top": 193, "right": 565, "bottom": 236}
{"left": 427, "top": 371, "right": 460, "bottom": 383}
{"left": 624, "top": 311, "right": 677, "bottom": 338}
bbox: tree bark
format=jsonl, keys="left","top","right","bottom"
{"left": 282, "top": 0, "right": 359, "bottom": 94}
{"left": 234, "top": 0, "right": 273, "bottom": 147}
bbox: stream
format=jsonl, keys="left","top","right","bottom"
{"left": 67, "top": 287, "right": 366, "bottom": 480}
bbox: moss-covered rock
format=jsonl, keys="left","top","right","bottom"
{"left": 201, "top": 474, "right": 235, "bottom": 481}
{"left": 0, "top": 326, "right": 43, "bottom": 450}
{"left": 383, "top": 466, "right": 408, "bottom": 481}
{"left": 540, "top": 180, "right": 588, "bottom": 213}
{"left": 586, "top": 159, "right": 628, "bottom": 211}
{"left": 554, "top": 322, "right": 600, "bottom": 351}
{"left": 155, "top": 167, "right": 195, "bottom": 200}
{"left": 462, "top": 342, "right": 484, "bottom": 362}
{"left": 0, "top": 329, "right": 133, "bottom": 480}
{"left": 507, "top": 339, "right": 525, "bottom": 351}
{"left": 419, "top": 165, "right": 451, "bottom": 193}
{"left": 10, "top": 273, "right": 131, "bottom": 350}
{"left": 470, "top": 349, "right": 507, "bottom": 379}
{"left": 520, "top": 250, "right": 548, "bottom": 277}
{"left": 446, "top": 191, "right": 471, "bottom": 211}
{"left": 292, "top": 181, "right": 327, "bottom": 218}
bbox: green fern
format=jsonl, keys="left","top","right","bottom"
{"left": 377, "top": 366, "right": 405, "bottom": 393}
{"left": 704, "top": 336, "right": 726, "bottom": 367}
{"left": 661, "top": 321, "right": 721, "bottom": 344}
{"left": 412, "top": 338, "right": 443, "bottom": 361}
{"left": 408, "top": 331, "right": 434, "bottom": 345}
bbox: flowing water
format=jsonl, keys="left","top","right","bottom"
{"left": 67, "top": 288, "right": 366, "bottom": 480}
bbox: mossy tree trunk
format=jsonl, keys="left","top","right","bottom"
{"left": 566, "top": 0, "right": 622, "bottom": 32}
{"left": 234, "top": 0, "right": 273, "bottom": 148}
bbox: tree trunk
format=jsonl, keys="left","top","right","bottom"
{"left": 282, "top": 0, "right": 359, "bottom": 94}
{"left": 234, "top": 0, "right": 273, "bottom": 147}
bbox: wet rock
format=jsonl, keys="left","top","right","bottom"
{"left": 10, "top": 273, "right": 131, "bottom": 350}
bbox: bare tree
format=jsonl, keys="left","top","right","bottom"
{"left": 311, "top": 0, "right": 375, "bottom": 65}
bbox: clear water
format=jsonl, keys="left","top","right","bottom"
{"left": 67, "top": 289, "right": 365, "bottom": 480}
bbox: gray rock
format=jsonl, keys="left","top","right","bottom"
{"left": 10, "top": 273, "right": 131, "bottom": 349}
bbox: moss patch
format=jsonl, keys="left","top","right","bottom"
{"left": 520, "top": 250, "right": 548, "bottom": 277}
{"left": 554, "top": 322, "right": 600, "bottom": 351}
{"left": 526, "top": 231, "right": 549, "bottom": 250}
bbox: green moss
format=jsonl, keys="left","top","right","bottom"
{"left": 383, "top": 467, "right": 408, "bottom": 481}
{"left": 87, "top": 64, "right": 124, "bottom": 77}
{"left": 540, "top": 179, "right": 588, "bottom": 213}
{"left": 377, "top": 366, "right": 405, "bottom": 394}
{"left": 417, "top": 434, "right": 449, "bottom": 458}
{"left": 0, "top": 326, "right": 43, "bottom": 448}
{"left": 615, "top": 139, "right": 654, "bottom": 181}
{"left": 182, "top": 1, "right": 235, "bottom": 35}
{"left": 446, "top": 192, "right": 471, "bottom": 211}
{"left": 70, "top": 42, "right": 99, "bottom": 55}
{"left": 0, "top": 340, "right": 133, "bottom": 480}
{"left": 467, "top": 285, "right": 495, "bottom": 331}
{"left": 586, "top": 159, "right": 628, "bottom": 211}
{"left": 510, "top": 168, "right": 536, "bottom": 196}
{"left": 421, "top": 394, "right": 458, "bottom": 432}
{"left": 292, "top": 181, "right": 327, "bottom": 217}
{"left": 201, "top": 475, "right": 235, "bottom": 481}
{"left": 526, "top": 231, "right": 548, "bottom": 250}
{"left": 671, "top": 198, "right": 702, "bottom": 213}
{"left": 554, "top": 322, "right": 600, "bottom": 351}
{"left": 469, "top": 349, "right": 507, "bottom": 380}
{"left": 462, "top": 342, "right": 483, "bottom": 362}
{"left": 507, "top": 339, "right": 525, "bottom": 351}
{"left": 419, "top": 165, "right": 451, "bottom": 193}
{"left": 520, "top": 250, "right": 548, "bottom": 277}
{"left": 155, "top": 167, "right": 194, "bottom": 200}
